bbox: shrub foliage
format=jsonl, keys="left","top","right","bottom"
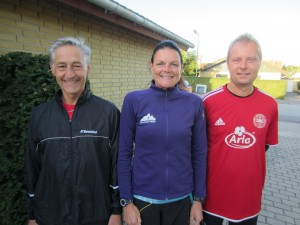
{"left": 184, "top": 76, "right": 287, "bottom": 99}
{"left": 0, "top": 52, "right": 58, "bottom": 225}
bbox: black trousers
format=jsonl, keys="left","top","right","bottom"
{"left": 134, "top": 196, "right": 192, "bottom": 225}
{"left": 203, "top": 211, "right": 258, "bottom": 225}
{"left": 83, "top": 218, "right": 109, "bottom": 225}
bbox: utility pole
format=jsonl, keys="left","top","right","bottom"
{"left": 193, "top": 29, "right": 199, "bottom": 77}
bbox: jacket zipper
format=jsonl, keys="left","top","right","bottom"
{"left": 62, "top": 103, "right": 77, "bottom": 223}
{"left": 164, "top": 90, "right": 169, "bottom": 200}
{"left": 68, "top": 106, "right": 77, "bottom": 224}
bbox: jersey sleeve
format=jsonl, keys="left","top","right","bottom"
{"left": 266, "top": 101, "right": 278, "bottom": 146}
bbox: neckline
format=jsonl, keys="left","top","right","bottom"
{"left": 226, "top": 84, "right": 255, "bottom": 98}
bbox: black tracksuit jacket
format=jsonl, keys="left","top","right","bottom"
{"left": 26, "top": 88, "right": 121, "bottom": 225}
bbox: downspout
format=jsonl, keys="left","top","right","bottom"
{"left": 87, "top": 0, "right": 195, "bottom": 49}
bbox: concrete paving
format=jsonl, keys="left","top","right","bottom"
{"left": 258, "top": 93, "right": 300, "bottom": 225}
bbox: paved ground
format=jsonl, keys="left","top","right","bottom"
{"left": 257, "top": 92, "right": 300, "bottom": 225}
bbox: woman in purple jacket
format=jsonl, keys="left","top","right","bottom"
{"left": 118, "top": 40, "right": 207, "bottom": 225}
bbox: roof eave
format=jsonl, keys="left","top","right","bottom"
{"left": 56, "top": 0, "right": 194, "bottom": 51}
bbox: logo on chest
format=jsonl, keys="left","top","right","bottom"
{"left": 80, "top": 130, "right": 98, "bottom": 134}
{"left": 140, "top": 113, "right": 156, "bottom": 124}
{"left": 253, "top": 114, "right": 266, "bottom": 128}
{"left": 225, "top": 126, "right": 256, "bottom": 149}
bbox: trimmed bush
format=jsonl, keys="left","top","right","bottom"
{"left": 185, "top": 77, "right": 287, "bottom": 99}
{"left": 0, "top": 52, "right": 58, "bottom": 225}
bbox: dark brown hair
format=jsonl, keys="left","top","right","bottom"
{"left": 151, "top": 40, "right": 183, "bottom": 64}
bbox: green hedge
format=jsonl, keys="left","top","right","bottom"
{"left": 185, "top": 77, "right": 287, "bottom": 99}
{"left": 0, "top": 52, "right": 58, "bottom": 225}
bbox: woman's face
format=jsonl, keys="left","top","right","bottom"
{"left": 150, "top": 47, "right": 183, "bottom": 90}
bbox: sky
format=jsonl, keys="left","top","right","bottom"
{"left": 117, "top": 0, "right": 300, "bottom": 66}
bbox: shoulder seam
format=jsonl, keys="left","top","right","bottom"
{"left": 257, "top": 88, "right": 276, "bottom": 100}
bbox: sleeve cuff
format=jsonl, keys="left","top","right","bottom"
{"left": 111, "top": 206, "right": 122, "bottom": 215}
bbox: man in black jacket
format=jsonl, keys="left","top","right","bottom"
{"left": 26, "top": 37, "right": 122, "bottom": 225}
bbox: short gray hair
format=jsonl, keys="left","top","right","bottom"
{"left": 48, "top": 37, "right": 91, "bottom": 69}
{"left": 227, "top": 33, "right": 262, "bottom": 62}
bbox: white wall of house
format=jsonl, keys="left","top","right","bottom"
{"left": 292, "top": 73, "right": 300, "bottom": 79}
{"left": 258, "top": 72, "right": 281, "bottom": 80}
{"left": 286, "top": 80, "right": 298, "bottom": 92}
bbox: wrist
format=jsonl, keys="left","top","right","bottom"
{"left": 120, "top": 198, "right": 133, "bottom": 207}
{"left": 193, "top": 196, "right": 205, "bottom": 203}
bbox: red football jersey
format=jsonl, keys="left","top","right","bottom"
{"left": 202, "top": 85, "right": 278, "bottom": 222}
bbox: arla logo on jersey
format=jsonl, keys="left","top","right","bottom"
{"left": 225, "top": 126, "right": 256, "bottom": 149}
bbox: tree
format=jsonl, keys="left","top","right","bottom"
{"left": 282, "top": 64, "right": 300, "bottom": 78}
{"left": 181, "top": 50, "right": 197, "bottom": 76}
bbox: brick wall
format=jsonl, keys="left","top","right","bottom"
{"left": 0, "top": 0, "right": 156, "bottom": 109}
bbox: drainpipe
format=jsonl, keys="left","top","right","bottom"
{"left": 87, "top": 0, "right": 195, "bottom": 49}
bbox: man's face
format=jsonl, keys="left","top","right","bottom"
{"left": 227, "top": 41, "right": 260, "bottom": 88}
{"left": 51, "top": 45, "right": 89, "bottom": 103}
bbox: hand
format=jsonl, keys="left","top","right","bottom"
{"left": 123, "top": 203, "right": 141, "bottom": 225}
{"left": 189, "top": 201, "right": 203, "bottom": 225}
{"left": 28, "top": 220, "right": 38, "bottom": 225}
{"left": 108, "top": 214, "right": 122, "bottom": 225}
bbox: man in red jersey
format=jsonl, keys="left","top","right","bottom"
{"left": 202, "top": 33, "right": 278, "bottom": 225}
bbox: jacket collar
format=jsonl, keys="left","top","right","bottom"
{"left": 150, "top": 80, "right": 180, "bottom": 94}
{"left": 55, "top": 87, "right": 91, "bottom": 106}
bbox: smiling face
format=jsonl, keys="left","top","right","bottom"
{"left": 150, "top": 47, "right": 183, "bottom": 90}
{"left": 227, "top": 41, "right": 261, "bottom": 91}
{"left": 51, "top": 45, "right": 90, "bottom": 104}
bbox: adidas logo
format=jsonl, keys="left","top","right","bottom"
{"left": 140, "top": 113, "right": 156, "bottom": 124}
{"left": 215, "top": 118, "right": 225, "bottom": 126}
